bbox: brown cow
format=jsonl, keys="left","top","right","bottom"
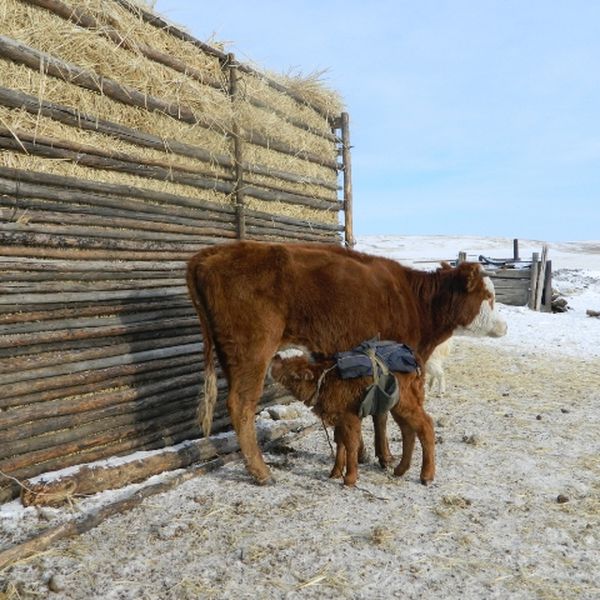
{"left": 270, "top": 353, "right": 431, "bottom": 485}
{"left": 186, "top": 240, "right": 505, "bottom": 485}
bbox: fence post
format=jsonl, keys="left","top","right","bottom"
{"left": 226, "top": 52, "right": 246, "bottom": 240}
{"left": 339, "top": 112, "right": 354, "bottom": 248}
{"left": 534, "top": 244, "right": 548, "bottom": 311}
{"left": 529, "top": 252, "right": 539, "bottom": 310}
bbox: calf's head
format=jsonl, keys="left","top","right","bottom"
{"left": 270, "top": 355, "right": 320, "bottom": 403}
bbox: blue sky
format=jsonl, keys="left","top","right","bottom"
{"left": 154, "top": 1, "right": 599, "bottom": 242}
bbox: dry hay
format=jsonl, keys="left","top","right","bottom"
{"left": 235, "top": 79, "right": 337, "bottom": 158}
{"left": 243, "top": 196, "right": 339, "bottom": 226}
{"left": 0, "top": 57, "right": 233, "bottom": 158}
{"left": 1, "top": 148, "right": 231, "bottom": 208}
{"left": 0, "top": 59, "right": 338, "bottom": 198}
{"left": 0, "top": 105, "right": 232, "bottom": 181}
{"left": 76, "top": 0, "right": 226, "bottom": 84}
{"left": 3, "top": 0, "right": 232, "bottom": 128}
{"left": 1, "top": 149, "right": 337, "bottom": 225}
{"left": 0, "top": 0, "right": 345, "bottom": 227}
{"left": 2, "top": 0, "right": 341, "bottom": 163}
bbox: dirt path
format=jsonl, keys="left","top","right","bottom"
{"left": 2, "top": 339, "right": 599, "bottom": 599}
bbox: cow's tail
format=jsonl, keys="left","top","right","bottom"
{"left": 186, "top": 261, "right": 218, "bottom": 438}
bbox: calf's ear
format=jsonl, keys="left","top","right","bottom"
{"left": 302, "top": 369, "right": 315, "bottom": 381}
{"left": 291, "top": 369, "right": 315, "bottom": 381}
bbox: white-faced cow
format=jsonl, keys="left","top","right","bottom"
{"left": 186, "top": 241, "right": 507, "bottom": 485}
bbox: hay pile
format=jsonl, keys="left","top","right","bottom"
{"left": 0, "top": 0, "right": 343, "bottom": 225}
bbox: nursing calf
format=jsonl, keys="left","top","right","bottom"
{"left": 270, "top": 354, "right": 433, "bottom": 486}
{"left": 187, "top": 241, "right": 506, "bottom": 485}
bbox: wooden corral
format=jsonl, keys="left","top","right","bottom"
{"left": 458, "top": 240, "right": 552, "bottom": 311}
{"left": 0, "top": 0, "right": 352, "bottom": 503}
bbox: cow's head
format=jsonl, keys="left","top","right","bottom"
{"left": 454, "top": 269, "right": 507, "bottom": 338}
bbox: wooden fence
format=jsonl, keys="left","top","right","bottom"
{"left": 0, "top": 0, "right": 352, "bottom": 502}
{"left": 458, "top": 241, "right": 553, "bottom": 310}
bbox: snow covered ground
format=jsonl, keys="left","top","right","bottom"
{"left": 1, "top": 235, "right": 599, "bottom": 599}
{"left": 356, "top": 236, "right": 600, "bottom": 359}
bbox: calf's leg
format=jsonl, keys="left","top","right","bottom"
{"left": 372, "top": 413, "right": 393, "bottom": 468}
{"left": 389, "top": 411, "right": 416, "bottom": 477}
{"left": 392, "top": 404, "right": 435, "bottom": 484}
{"left": 329, "top": 425, "right": 346, "bottom": 479}
{"left": 339, "top": 414, "right": 362, "bottom": 486}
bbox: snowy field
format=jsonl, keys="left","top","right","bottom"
{"left": 1, "top": 235, "right": 599, "bottom": 599}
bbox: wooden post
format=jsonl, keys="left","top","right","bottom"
{"left": 529, "top": 252, "right": 539, "bottom": 310}
{"left": 534, "top": 244, "right": 548, "bottom": 311}
{"left": 513, "top": 238, "right": 520, "bottom": 261}
{"left": 457, "top": 251, "right": 467, "bottom": 264}
{"left": 227, "top": 53, "right": 246, "bottom": 240}
{"left": 541, "top": 259, "right": 553, "bottom": 312}
{"left": 339, "top": 112, "right": 354, "bottom": 248}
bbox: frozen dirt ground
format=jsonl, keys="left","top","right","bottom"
{"left": 1, "top": 337, "right": 599, "bottom": 600}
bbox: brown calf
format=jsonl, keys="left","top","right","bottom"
{"left": 270, "top": 354, "right": 433, "bottom": 486}
{"left": 187, "top": 240, "right": 502, "bottom": 484}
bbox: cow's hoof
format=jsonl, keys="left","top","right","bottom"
{"left": 420, "top": 477, "right": 434, "bottom": 486}
{"left": 343, "top": 475, "right": 357, "bottom": 486}
{"left": 329, "top": 468, "right": 343, "bottom": 479}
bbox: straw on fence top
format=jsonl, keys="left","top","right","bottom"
{"left": 3, "top": 0, "right": 341, "bottom": 151}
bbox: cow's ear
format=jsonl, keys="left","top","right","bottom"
{"left": 439, "top": 261, "right": 453, "bottom": 270}
{"left": 465, "top": 263, "right": 482, "bottom": 292}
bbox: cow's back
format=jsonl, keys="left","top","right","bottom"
{"left": 188, "top": 241, "right": 422, "bottom": 356}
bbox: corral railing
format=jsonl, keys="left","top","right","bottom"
{"left": 0, "top": 0, "right": 352, "bottom": 502}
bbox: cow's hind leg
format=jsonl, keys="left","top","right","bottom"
{"left": 226, "top": 338, "right": 283, "bottom": 485}
{"left": 227, "top": 381, "right": 272, "bottom": 485}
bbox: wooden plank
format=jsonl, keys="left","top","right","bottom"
{"left": 0, "top": 341, "right": 202, "bottom": 389}
{"left": 0, "top": 354, "right": 200, "bottom": 409}
{"left": 495, "top": 289, "right": 529, "bottom": 306}
{"left": 486, "top": 269, "right": 532, "bottom": 280}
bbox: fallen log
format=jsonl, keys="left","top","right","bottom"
{"left": 0, "top": 420, "right": 318, "bottom": 570}
{"left": 19, "top": 431, "right": 242, "bottom": 507}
